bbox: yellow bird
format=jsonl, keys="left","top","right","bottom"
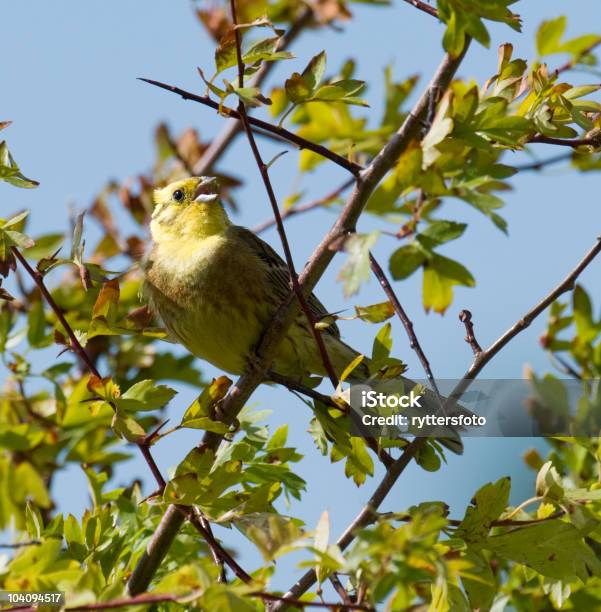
{"left": 142, "top": 176, "right": 369, "bottom": 381}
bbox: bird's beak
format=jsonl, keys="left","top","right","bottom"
{"left": 193, "top": 176, "right": 219, "bottom": 203}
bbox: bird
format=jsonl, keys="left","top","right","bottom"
{"left": 142, "top": 176, "right": 463, "bottom": 453}
{"left": 142, "top": 176, "right": 370, "bottom": 382}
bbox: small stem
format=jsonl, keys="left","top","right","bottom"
{"left": 369, "top": 252, "right": 442, "bottom": 402}
{"left": 458, "top": 309, "right": 482, "bottom": 355}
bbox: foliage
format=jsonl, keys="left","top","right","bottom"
{"left": 1, "top": 1, "right": 601, "bottom": 610}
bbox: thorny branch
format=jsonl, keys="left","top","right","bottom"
{"left": 458, "top": 309, "right": 482, "bottom": 355}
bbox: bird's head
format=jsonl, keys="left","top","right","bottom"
{"left": 151, "top": 176, "right": 230, "bottom": 242}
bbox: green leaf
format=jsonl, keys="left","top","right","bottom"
{"left": 536, "top": 16, "right": 566, "bottom": 56}
{"left": 372, "top": 322, "right": 393, "bottom": 366}
{"left": 423, "top": 254, "right": 475, "bottom": 314}
{"left": 461, "top": 549, "right": 496, "bottom": 611}
{"left": 118, "top": 379, "right": 177, "bottom": 412}
{"left": 535, "top": 461, "right": 565, "bottom": 502}
{"left": 0, "top": 140, "right": 39, "bottom": 189}
{"left": 27, "top": 300, "right": 47, "bottom": 347}
{"left": 418, "top": 220, "right": 467, "bottom": 247}
{"left": 456, "top": 477, "right": 511, "bottom": 545}
{"left": 112, "top": 414, "right": 146, "bottom": 443}
{"left": 389, "top": 244, "right": 427, "bottom": 280}
{"left": 235, "top": 513, "right": 304, "bottom": 562}
{"left": 180, "top": 376, "right": 232, "bottom": 433}
{"left": 354, "top": 301, "right": 395, "bottom": 323}
{"left": 485, "top": 520, "right": 601, "bottom": 581}
{"left": 285, "top": 50, "right": 326, "bottom": 103}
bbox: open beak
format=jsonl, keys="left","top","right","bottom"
{"left": 193, "top": 176, "right": 219, "bottom": 202}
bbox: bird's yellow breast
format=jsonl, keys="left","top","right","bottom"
{"left": 143, "top": 231, "right": 271, "bottom": 374}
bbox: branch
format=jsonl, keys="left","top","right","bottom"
{"left": 192, "top": 7, "right": 314, "bottom": 175}
{"left": 139, "top": 78, "right": 362, "bottom": 176}
{"left": 400, "top": 0, "right": 438, "bottom": 19}
{"left": 458, "top": 309, "right": 482, "bottom": 355}
{"left": 514, "top": 152, "right": 573, "bottom": 172}
{"left": 460, "top": 236, "right": 601, "bottom": 385}
{"left": 369, "top": 252, "right": 442, "bottom": 400}
{"left": 553, "top": 38, "right": 601, "bottom": 76}
{"left": 130, "top": 40, "right": 471, "bottom": 596}
{"left": 253, "top": 177, "right": 355, "bottom": 234}
{"left": 528, "top": 134, "right": 601, "bottom": 148}
{"left": 229, "top": 0, "right": 340, "bottom": 388}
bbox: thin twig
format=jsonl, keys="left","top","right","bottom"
{"left": 139, "top": 78, "right": 362, "bottom": 176}
{"left": 514, "top": 152, "right": 572, "bottom": 172}
{"left": 229, "top": 0, "right": 340, "bottom": 388}
{"left": 253, "top": 177, "right": 355, "bottom": 234}
{"left": 0, "top": 540, "right": 40, "bottom": 548}
{"left": 458, "top": 309, "right": 482, "bottom": 355}
{"left": 553, "top": 38, "right": 601, "bottom": 76}
{"left": 369, "top": 252, "right": 442, "bottom": 400}
{"left": 329, "top": 573, "right": 353, "bottom": 606}
{"left": 400, "top": 0, "right": 438, "bottom": 18}
{"left": 528, "top": 134, "right": 600, "bottom": 148}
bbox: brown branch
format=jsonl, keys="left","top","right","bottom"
{"left": 369, "top": 252, "right": 442, "bottom": 400}
{"left": 252, "top": 591, "right": 375, "bottom": 610}
{"left": 275, "top": 439, "right": 425, "bottom": 608}
{"left": 514, "top": 152, "right": 573, "bottom": 172}
{"left": 0, "top": 540, "right": 40, "bottom": 548}
{"left": 528, "top": 134, "right": 600, "bottom": 148}
{"left": 459, "top": 236, "right": 601, "bottom": 385}
{"left": 130, "top": 40, "right": 471, "bottom": 598}
{"left": 329, "top": 573, "right": 354, "bottom": 607}
{"left": 253, "top": 177, "right": 355, "bottom": 234}
{"left": 553, "top": 38, "right": 601, "bottom": 76}
{"left": 400, "top": 0, "right": 438, "bottom": 19}
{"left": 458, "top": 309, "right": 482, "bottom": 355}
{"left": 193, "top": 7, "right": 313, "bottom": 175}
{"left": 229, "top": 0, "right": 339, "bottom": 389}
{"left": 139, "top": 78, "right": 362, "bottom": 176}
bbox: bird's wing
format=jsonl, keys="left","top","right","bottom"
{"left": 231, "top": 226, "right": 341, "bottom": 339}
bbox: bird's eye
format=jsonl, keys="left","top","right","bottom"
{"left": 173, "top": 189, "right": 184, "bottom": 202}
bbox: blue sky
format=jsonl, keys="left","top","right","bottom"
{"left": 2, "top": 0, "right": 601, "bottom": 591}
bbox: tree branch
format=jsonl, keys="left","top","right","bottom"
{"left": 528, "top": 134, "right": 601, "bottom": 148}
{"left": 369, "top": 252, "right": 442, "bottom": 400}
{"left": 514, "top": 152, "right": 573, "bottom": 172}
{"left": 139, "top": 78, "right": 362, "bottom": 176}
{"left": 400, "top": 0, "right": 438, "bottom": 19}
{"left": 458, "top": 309, "right": 482, "bottom": 355}
{"left": 229, "top": 0, "right": 340, "bottom": 388}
